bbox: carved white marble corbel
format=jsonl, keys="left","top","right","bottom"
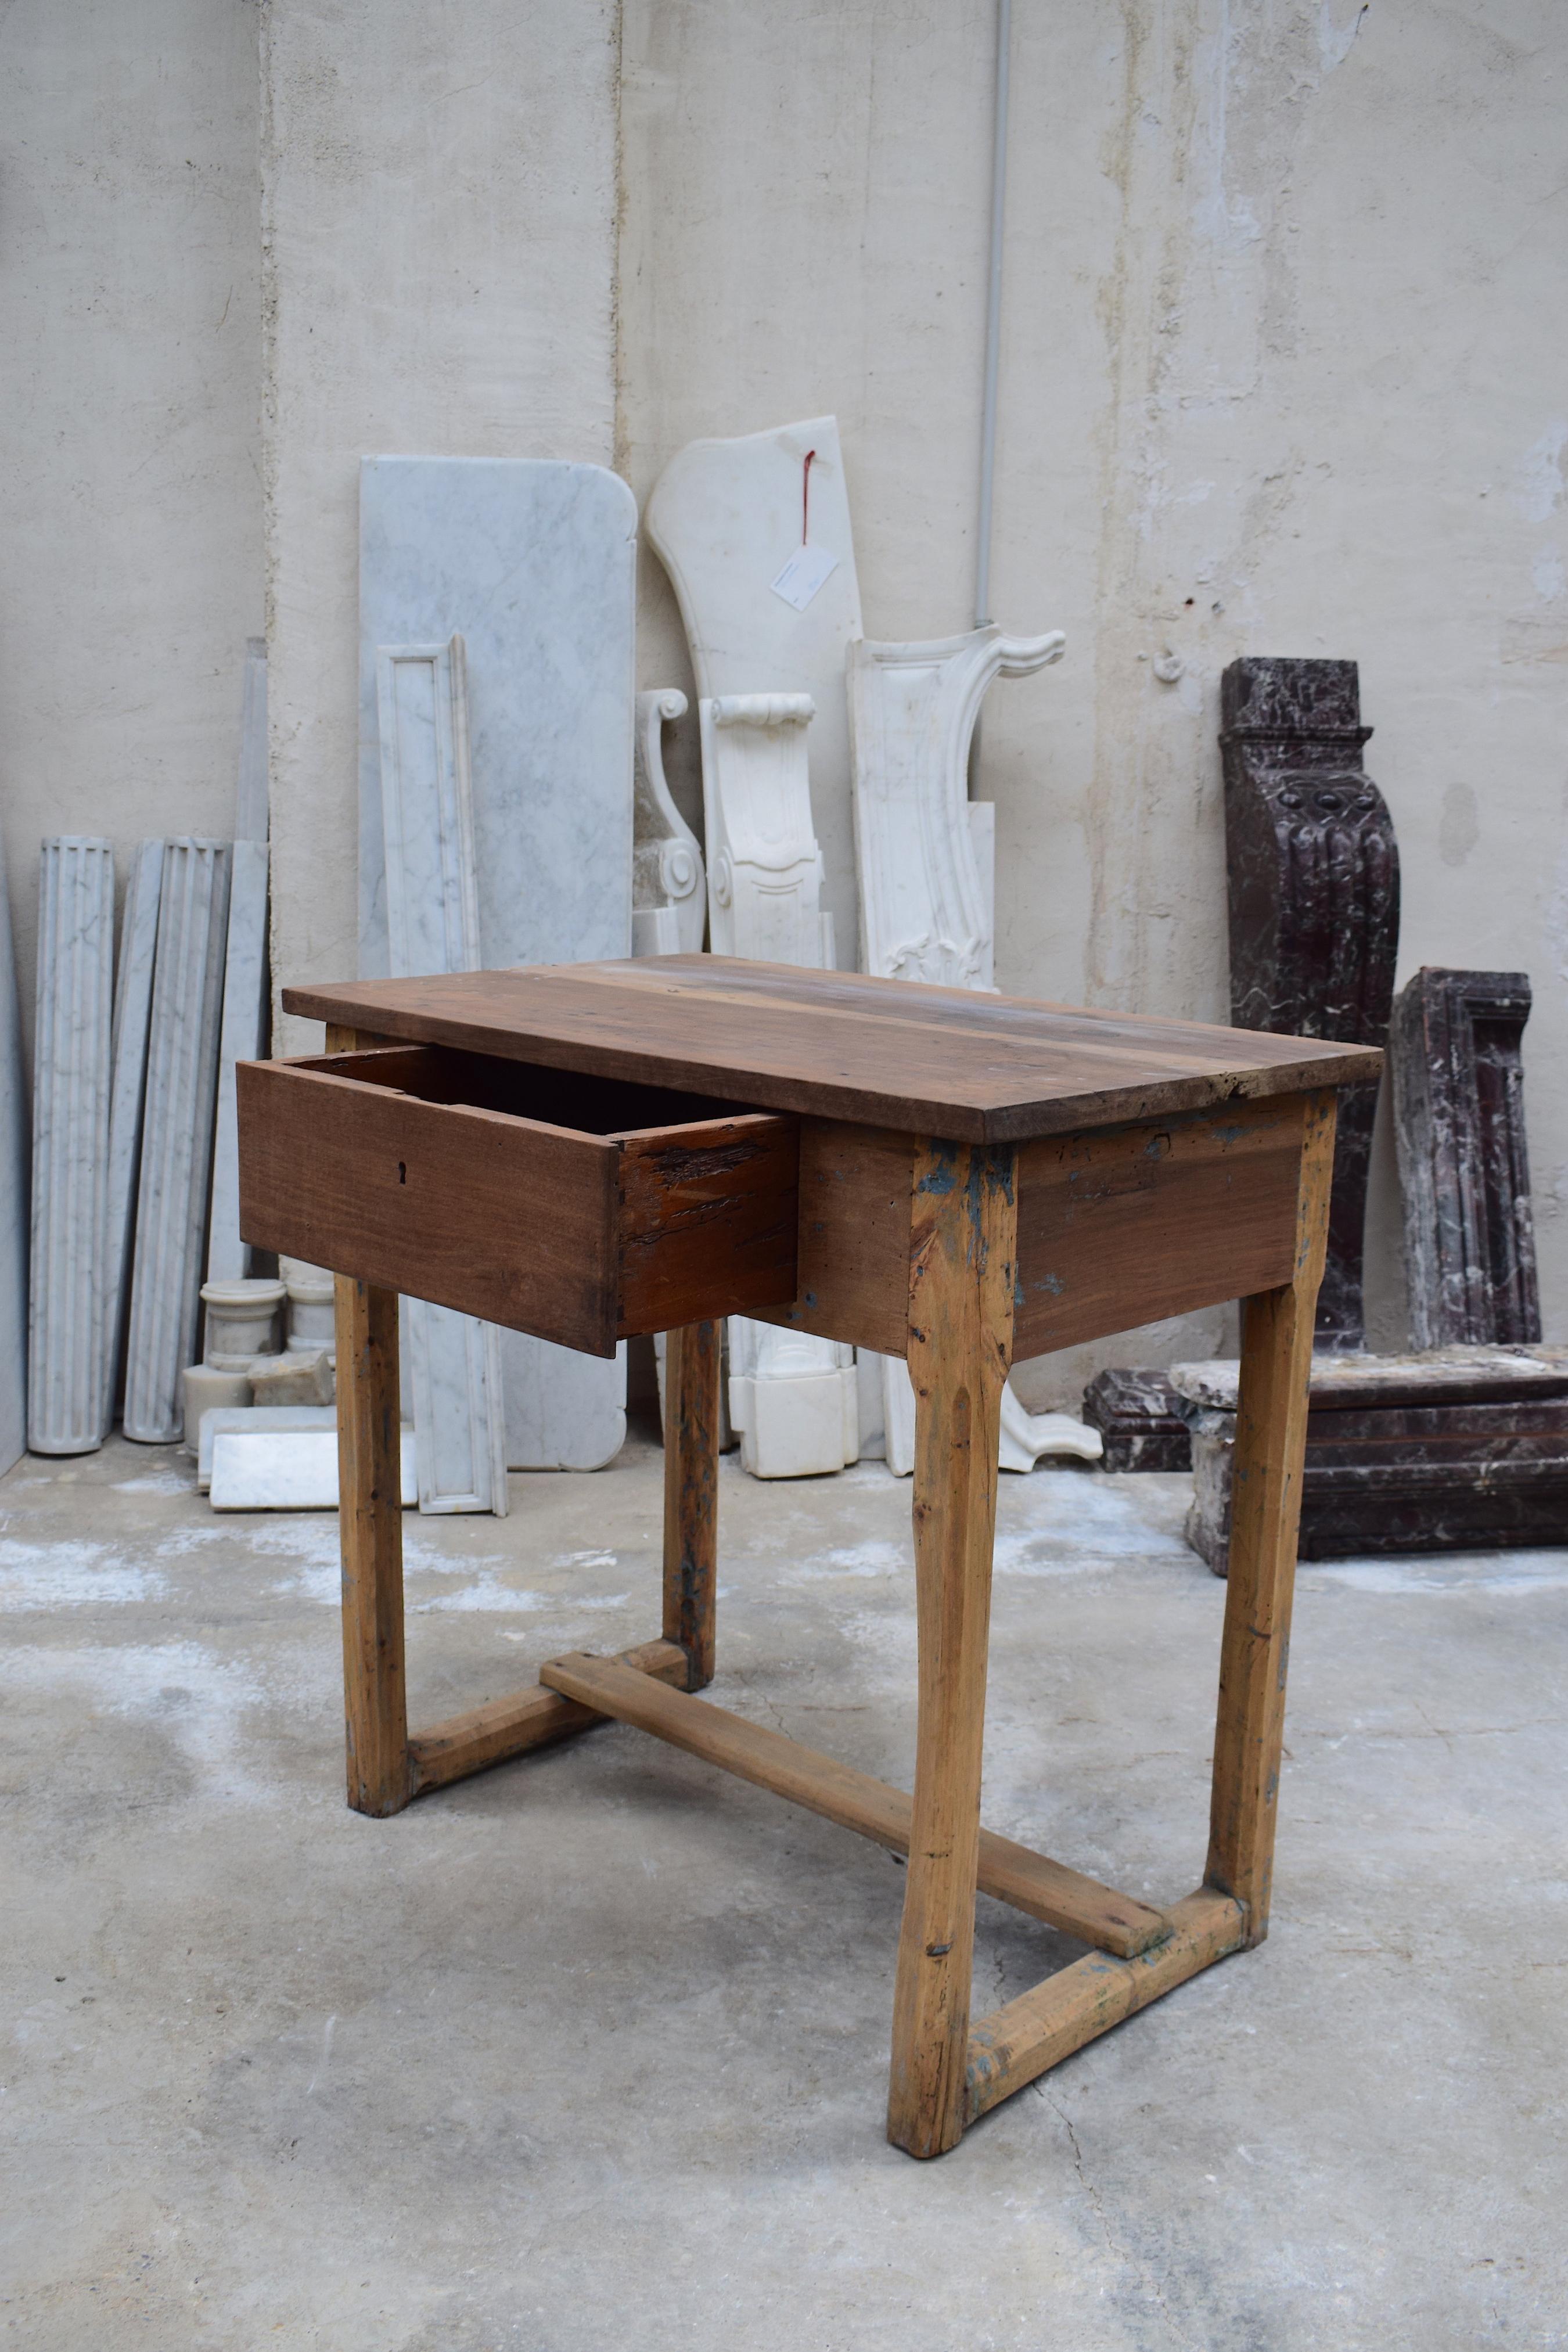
{"left": 699, "top": 694, "right": 836, "bottom": 969}
{"left": 631, "top": 688, "right": 706, "bottom": 957}
{"left": 847, "top": 624, "right": 1102, "bottom": 1476}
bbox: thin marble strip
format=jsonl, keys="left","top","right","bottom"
{"left": 235, "top": 637, "right": 268, "bottom": 843}
{"left": 0, "top": 819, "right": 26, "bottom": 1476}
{"left": 100, "top": 841, "right": 164, "bottom": 1432}
{"left": 28, "top": 839, "right": 114, "bottom": 1453}
{"left": 123, "top": 839, "right": 232, "bottom": 1443}
{"left": 206, "top": 841, "right": 269, "bottom": 1283}
{"left": 376, "top": 637, "right": 508, "bottom": 1515}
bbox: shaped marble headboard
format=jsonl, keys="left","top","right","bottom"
{"left": 644, "top": 416, "right": 864, "bottom": 970}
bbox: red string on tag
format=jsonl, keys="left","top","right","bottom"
{"left": 801, "top": 449, "right": 816, "bottom": 545}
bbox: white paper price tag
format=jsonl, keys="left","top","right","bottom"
{"left": 769, "top": 542, "right": 839, "bottom": 612}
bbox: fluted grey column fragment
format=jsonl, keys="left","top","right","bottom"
{"left": 123, "top": 839, "right": 232, "bottom": 1442}
{"left": 100, "top": 839, "right": 164, "bottom": 1432}
{"left": 28, "top": 839, "right": 115, "bottom": 1453}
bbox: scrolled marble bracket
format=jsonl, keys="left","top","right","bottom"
{"left": 850, "top": 621, "right": 1096, "bottom": 1474}
{"left": 631, "top": 687, "right": 706, "bottom": 958}
{"left": 850, "top": 625, "right": 1064, "bottom": 991}
{"left": 699, "top": 692, "right": 835, "bottom": 968}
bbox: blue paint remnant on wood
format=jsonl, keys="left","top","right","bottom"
{"left": 916, "top": 1142, "right": 960, "bottom": 1196}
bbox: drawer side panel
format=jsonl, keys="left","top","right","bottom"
{"left": 1015, "top": 1096, "right": 1305, "bottom": 1358}
{"left": 238, "top": 1060, "right": 620, "bottom": 1354}
{"left": 617, "top": 1115, "right": 799, "bottom": 1338}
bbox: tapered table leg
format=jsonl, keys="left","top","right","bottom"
{"left": 1207, "top": 1091, "right": 1337, "bottom": 1941}
{"left": 887, "top": 1142, "right": 1017, "bottom": 2159}
{"left": 662, "top": 1320, "right": 721, "bottom": 1692}
{"left": 335, "top": 1272, "right": 411, "bottom": 1816}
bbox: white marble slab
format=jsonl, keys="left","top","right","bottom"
{"left": 210, "top": 1424, "right": 416, "bottom": 1512}
{"left": 0, "top": 817, "right": 26, "bottom": 1477}
{"left": 205, "top": 840, "right": 269, "bottom": 1285}
{"left": 100, "top": 840, "right": 163, "bottom": 1433}
{"left": 28, "top": 839, "right": 115, "bottom": 1453}
{"left": 197, "top": 1403, "right": 336, "bottom": 1491}
{"left": 123, "top": 839, "right": 232, "bottom": 1443}
{"left": 373, "top": 631, "right": 508, "bottom": 1517}
{"left": 645, "top": 415, "right": 864, "bottom": 969}
{"left": 359, "top": 458, "right": 635, "bottom": 1474}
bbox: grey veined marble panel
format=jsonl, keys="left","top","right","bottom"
{"left": 123, "top": 839, "right": 231, "bottom": 1443}
{"left": 100, "top": 841, "right": 163, "bottom": 1432}
{"left": 28, "top": 839, "right": 114, "bottom": 1454}
{"left": 0, "top": 815, "right": 27, "bottom": 1475}
{"left": 359, "top": 458, "right": 635, "bottom": 1473}
{"left": 205, "top": 841, "right": 269, "bottom": 1285}
{"left": 375, "top": 635, "right": 508, "bottom": 1516}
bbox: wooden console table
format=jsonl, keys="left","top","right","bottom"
{"left": 238, "top": 956, "right": 1379, "bottom": 2158}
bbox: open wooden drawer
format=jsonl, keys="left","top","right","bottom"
{"left": 236, "top": 1044, "right": 799, "bottom": 1357}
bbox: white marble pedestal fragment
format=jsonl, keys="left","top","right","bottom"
{"left": 360, "top": 457, "right": 634, "bottom": 1475}
{"left": 123, "top": 839, "right": 232, "bottom": 1443}
{"left": 28, "top": 838, "right": 115, "bottom": 1454}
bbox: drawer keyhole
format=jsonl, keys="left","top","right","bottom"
{"left": 397, "top": 1162, "right": 407, "bottom": 1185}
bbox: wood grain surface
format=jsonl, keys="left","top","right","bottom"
{"left": 537, "top": 1653, "right": 1167, "bottom": 1958}
{"left": 282, "top": 956, "right": 1382, "bottom": 1145}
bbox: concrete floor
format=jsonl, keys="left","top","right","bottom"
{"left": 2, "top": 1424, "right": 1565, "bottom": 2351}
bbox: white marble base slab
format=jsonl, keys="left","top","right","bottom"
{"left": 359, "top": 458, "right": 634, "bottom": 1475}
{"left": 209, "top": 1423, "right": 416, "bottom": 1512}
{"left": 197, "top": 1404, "right": 337, "bottom": 1490}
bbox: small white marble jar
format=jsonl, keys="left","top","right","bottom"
{"left": 282, "top": 1258, "right": 336, "bottom": 1353}
{"left": 201, "top": 1278, "right": 286, "bottom": 1367}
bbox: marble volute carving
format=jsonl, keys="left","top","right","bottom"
{"left": 631, "top": 688, "right": 706, "bottom": 956}
{"left": 376, "top": 634, "right": 508, "bottom": 1517}
{"left": 1221, "top": 657, "right": 1398, "bottom": 1350}
{"left": 848, "top": 626, "right": 1101, "bottom": 1477}
{"left": 28, "top": 839, "right": 115, "bottom": 1454}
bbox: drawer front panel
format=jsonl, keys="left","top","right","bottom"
{"left": 1015, "top": 1096, "right": 1305, "bottom": 1358}
{"left": 239, "top": 1059, "right": 621, "bottom": 1354}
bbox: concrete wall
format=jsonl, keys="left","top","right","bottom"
{"left": 620, "top": 0, "right": 1568, "bottom": 1398}
{"left": 6, "top": 0, "right": 1564, "bottom": 1396}
{"left": 260, "top": 0, "right": 621, "bottom": 1055}
{"left": 0, "top": 0, "right": 263, "bottom": 1058}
